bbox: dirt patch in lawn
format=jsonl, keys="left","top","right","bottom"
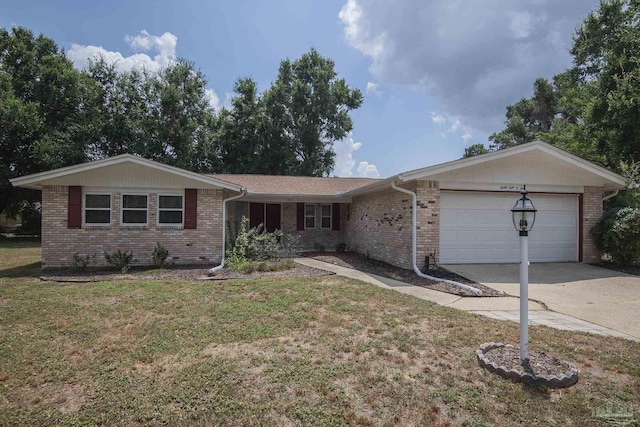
{"left": 304, "top": 251, "right": 505, "bottom": 297}
{"left": 40, "top": 260, "right": 332, "bottom": 283}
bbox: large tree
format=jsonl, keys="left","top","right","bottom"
{"left": 264, "top": 48, "right": 363, "bottom": 176}
{"left": 0, "top": 27, "right": 91, "bottom": 218}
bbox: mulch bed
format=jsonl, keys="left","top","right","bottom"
{"left": 41, "top": 261, "right": 332, "bottom": 283}
{"left": 303, "top": 251, "right": 505, "bottom": 297}
{"left": 593, "top": 262, "right": 640, "bottom": 276}
{"left": 477, "top": 343, "right": 579, "bottom": 388}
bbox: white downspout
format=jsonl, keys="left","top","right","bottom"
{"left": 209, "top": 189, "right": 247, "bottom": 274}
{"left": 602, "top": 190, "right": 619, "bottom": 202}
{"left": 390, "top": 181, "right": 482, "bottom": 296}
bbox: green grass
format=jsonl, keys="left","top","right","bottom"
{"left": 0, "top": 238, "right": 639, "bottom": 426}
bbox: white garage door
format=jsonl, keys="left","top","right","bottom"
{"left": 440, "top": 192, "right": 578, "bottom": 264}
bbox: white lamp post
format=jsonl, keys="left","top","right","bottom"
{"left": 511, "top": 186, "right": 537, "bottom": 361}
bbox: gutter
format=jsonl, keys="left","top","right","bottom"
{"left": 390, "top": 181, "right": 483, "bottom": 296}
{"left": 209, "top": 189, "right": 247, "bottom": 274}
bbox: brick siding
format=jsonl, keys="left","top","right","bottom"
{"left": 582, "top": 186, "right": 604, "bottom": 263}
{"left": 41, "top": 186, "right": 223, "bottom": 269}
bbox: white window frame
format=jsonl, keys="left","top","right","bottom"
{"left": 83, "top": 192, "right": 112, "bottom": 226}
{"left": 157, "top": 193, "right": 184, "bottom": 227}
{"left": 305, "top": 204, "right": 316, "bottom": 229}
{"left": 121, "top": 193, "right": 149, "bottom": 226}
{"left": 320, "top": 204, "right": 332, "bottom": 229}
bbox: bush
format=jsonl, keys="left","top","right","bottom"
{"left": 71, "top": 253, "right": 94, "bottom": 272}
{"left": 228, "top": 217, "right": 282, "bottom": 263}
{"left": 151, "top": 242, "right": 169, "bottom": 267}
{"left": 591, "top": 206, "right": 640, "bottom": 266}
{"left": 278, "top": 232, "right": 301, "bottom": 259}
{"left": 336, "top": 242, "right": 347, "bottom": 253}
{"left": 104, "top": 250, "right": 134, "bottom": 273}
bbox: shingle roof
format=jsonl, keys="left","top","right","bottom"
{"left": 208, "top": 174, "right": 381, "bottom": 195}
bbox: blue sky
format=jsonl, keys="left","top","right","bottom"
{"left": 1, "top": 0, "right": 599, "bottom": 178}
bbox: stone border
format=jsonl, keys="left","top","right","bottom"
{"left": 477, "top": 342, "right": 579, "bottom": 388}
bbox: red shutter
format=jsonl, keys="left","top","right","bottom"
{"left": 332, "top": 203, "right": 340, "bottom": 231}
{"left": 184, "top": 189, "right": 197, "bottom": 229}
{"left": 68, "top": 186, "right": 82, "bottom": 229}
{"left": 296, "top": 203, "right": 305, "bottom": 231}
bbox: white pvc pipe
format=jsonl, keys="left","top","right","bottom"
{"left": 390, "top": 181, "right": 482, "bottom": 295}
{"left": 519, "top": 233, "right": 529, "bottom": 361}
{"left": 602, "top": 189, "right": 619, "bottom": 202}
{"left": 209, "top": 189, "right": 246, "bottom": 274}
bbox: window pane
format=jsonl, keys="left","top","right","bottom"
{"left": 321, "top": 217, "right": 331, "bottom": 228}
{"left": 321, "top": 205, "right": 331, "bottom": 216}
{"left": 305, "top": 217, "right": 315, "bottom": 229}
{"left": 123, "top": 195, "right": 147, "bottom": 209}
{"left": 123, "top": 210, "right": 147, "bottom": 224}
{"left": 86, "top": 194, "right": 110, "bottom": 209}
{"left": 86, "top": 209, "right": 110, "bottom": 224}
{"left": 159, "top": 210, "right": 182, "bottom": 224}
{"left": 159, "top": 195, "right": 182, "bottom": 209}
{"left": 305, "top": 205, "right": 315, "bottom": 216}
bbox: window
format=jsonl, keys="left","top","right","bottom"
{"left": 158, "top": 195, "right": 183, "bottom": 225}
{"left": 321, "top": 204, "right": 332, "bottom": 229}
{"left": 122, "top": 194, "right": 148, "bottom": 225}
{"left": 85, "top": 194, "right": 111, "bottom": 225}
{"left": 305, "top": 204, "right": 316, "bottom": 229}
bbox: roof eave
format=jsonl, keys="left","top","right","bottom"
{"left": 10, "top": 154, "right": 244, "bottom": 192}
{"left": 397, "top": 141, "right": 626, "bottom": 190}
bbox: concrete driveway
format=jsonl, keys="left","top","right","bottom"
{"left": 443, "top": 263, "right": 640, "bottom": 339}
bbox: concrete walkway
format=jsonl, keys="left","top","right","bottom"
{"left": 295, "top": 258, "right": 640, "bottom": 342}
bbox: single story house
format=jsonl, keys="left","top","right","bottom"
{"left": 10, "top": 141, "right": 626, "bottom": 270}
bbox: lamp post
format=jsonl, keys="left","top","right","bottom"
{"left": 511, "top": 185, "right": 537, "bottom": 361}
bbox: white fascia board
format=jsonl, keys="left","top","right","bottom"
{"left": 10, "top": 154, "right": 244, "bottom": 192}
{"left": 242, "top": 192, "right": 352, "bottom": 203}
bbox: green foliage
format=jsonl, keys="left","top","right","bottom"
{"left": 104, "top": 250, "right": 134, "bottom": 273}
{"left": 489, "top": 0, "right": 640, "bottom": 169}
{"left": 233, "top": 259, "right": 296, "bottom": 274}
{"left": 227, "top": 217, "right": 283, "bottom": 267}
{"left": 462, "top": 144, "right": 489, "bottom": 158}
{"left": 150, "top": 242, "right": 169, "bottom": 268}
{"left": 71, "top": 252, "right": 94, "bottom": 272}
{"left": 591, "top": 204, "right": 640, "bottom": 266}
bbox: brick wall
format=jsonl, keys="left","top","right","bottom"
{"left": 282, "top": 202, "right": 346, "bottom": 251}
{"left": 41, "top": 186, "right": 223, "bottom": 269}
{"left": 582, "top": 186, "right": 603, "bottom": 263}
{"left": 344, "top": 181, "right": 440, "bottom": 270}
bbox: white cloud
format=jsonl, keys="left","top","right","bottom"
{"left": 357, "top": 161, "right": 381, "bottom": 178}
{"left": 366, "top": 81, "right": 381, "bottom": 96}
{"left": 338, "top": 0, "right": 387, "bottom": 62}
{"left": 339, "top": 0, "right": 598, "bottom": 133}
{"left": 333, "top": 134, "right": 380, "bottom": 178}
{"left": 66, "top": 31, "right": 221, "bottom": 110}
{"left": 430, "top": 111, "right": 473, "bottom": 143}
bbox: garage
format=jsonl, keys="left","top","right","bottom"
{"left": 439, "top": 191, "right": 579, "bottom": 264}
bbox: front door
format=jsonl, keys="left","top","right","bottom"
{"left": 249, "top": 203, "right": 281, "bottom": 232}
{"left": 265, "top": 203, "right": 281, "bottom": 232}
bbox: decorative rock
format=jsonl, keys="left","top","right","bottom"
{"left": 477, "top": 342, "right": 579, "bottom": 388}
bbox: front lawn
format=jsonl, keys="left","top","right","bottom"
{"left": 0, "top": 240, "right": 638, "bottom": 426}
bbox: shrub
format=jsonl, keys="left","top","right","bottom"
{"left": 151, "top": 242, "right": 169, "bottom": 268}
{"left": 228, "top": 217, "right": 282, "bottom": 264}
{"left": 314, "top": 242, "right": 326, "bottom": 252}
{"left": 591, "top": 206, "right": 640, "bottom": 266}
{"left": 336, "top": 242, "right": 347, "bottom": 253}
{"left": 71, "top": 253, "right": 94, "bottom": 272}
{"left": 104, "top": 250, "right": 134, "bottom": 273}
{"left": 278, "top": 232, "right": 302, "bottom": 259}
